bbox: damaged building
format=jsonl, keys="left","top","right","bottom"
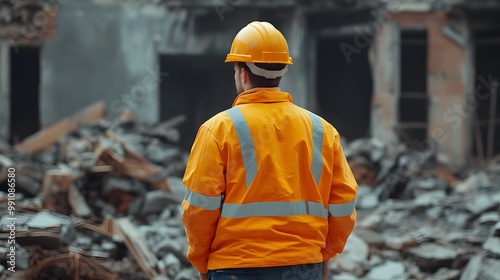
{"left": 1, "top": 0, "right": 500, "bottom": 279}
{"left": 0, "top": 0, "right": 499, "bottom": 168}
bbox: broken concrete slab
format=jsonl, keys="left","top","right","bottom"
{"left": 160, "top": 253, "right": 181, "bottom": 277}
{"left": 0, "top": 154, "right": 13, "bottom": 168}
{"left": 366, "top": 261, "right": 405, "bottom": 280}
{"left": 27, "top": 211, "right": 71, "bottom": 229}
{"left": 146, "top": 143, "right": 181, "bottom": 165}
{"left": 466, "top": 193, "right": 500, "bottom": 215}
{"left": 478, "top": 258, "right": 500, "bottom": 280}
{"left": 454, "top": 172, "right": 490, "bottom": 193}
{"left": 414, "top": 190, "right": 446, "bottom": 207}
{"left": 354, "top": 228, "right": 386, "bottom": 247}
{"left": 479, "top": 212, "right": 500, "bottom": 224}
{"left": 490, "top": 221, "right": 500, "bottom": 237}
{"left": 430, "top": 268, "right": 460, "bottom": 280}
{"left": 460, "top": 254, "right": 484, "bottom": 280}
{"left": 357, "top": 185, "right": 380, "bottom": 210}
{"left": 482, "top": 237, "right": 500, "bottom": 255}
{"left": 385, "top": 236, "right": 418, "bottom": 251}
{"left": 408, "top": 243, "right": 458, "bottom": 271}
{"left": 102, "top": 177, "right": 147, "bottom": 195}
{"left": 131, "top": 190, "right": 182, "bottom": 218}
{"left": 331, "top": 234, "right": 368, "bottom": 276}
{"left": 445, "top": 211, "right": 470, "bottom": 229}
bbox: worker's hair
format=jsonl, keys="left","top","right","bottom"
{"left": 236, "top": 62, "right": 286, "bottom": 88}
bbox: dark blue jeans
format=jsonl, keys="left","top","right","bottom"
{"left": 208, "top": 263, "right": 322, "bottom": 280}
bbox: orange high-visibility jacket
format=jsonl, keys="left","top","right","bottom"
{"left": 182, "top": 88, "right": 358, "bottom": 273}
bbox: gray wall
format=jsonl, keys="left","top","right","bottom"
{"left": 41, "top": 1, "right": 165, "bottom": 126}
{"left": 40, "top": 0, "right": 310, "bottom": 127}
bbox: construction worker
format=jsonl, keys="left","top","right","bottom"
{"left": 182, "top": 21, "right": 358, "bottom": 280}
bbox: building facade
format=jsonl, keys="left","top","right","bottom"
{"left": 1, "top": 0, "right": 499, "bottom": 169}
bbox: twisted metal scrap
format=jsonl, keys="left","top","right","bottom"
{"left": 24, "top": 251, "right": 117, "bottom": 280}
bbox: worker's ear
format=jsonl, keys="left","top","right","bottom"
{"left": 240, "top": 67, "right": 250, "bottom": 85}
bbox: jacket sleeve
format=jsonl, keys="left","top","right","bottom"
{"left": 182, "top": 125, "right": 226, "bottom": 273}
{"left": 321, "top": 131, "right": 358, "bottom": 261}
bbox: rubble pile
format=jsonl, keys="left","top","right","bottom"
{"left": 0, "top": 0, "right": 57, "bottom": 44}
{"left": 0, "top": 103, "right": 195, "bottom": 279}
{"left": 1, "top": 101, "right": 499, "bottom": 279}
{"left": 334, "top": 138, "right": 500, "bottom": 279}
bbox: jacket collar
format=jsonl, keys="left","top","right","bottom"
{"left": 232, "top": 87, "right": 293, "bottom": 107}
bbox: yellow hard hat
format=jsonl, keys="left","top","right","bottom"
{"left": 225, "top": 21, "right": 293, "bottom": 65}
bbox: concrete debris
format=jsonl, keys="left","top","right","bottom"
{"left": 454, "top": 171, "right": 490, "bottom": 193}
{"left": 482, "top": 237, "right": 500, "bottom": 256}
{"left": 0, "top": 0, "right": 57, "bottom": 45}
{"left": 430, "top": 268, "right": 461, "bottom": 280}
{"left": 134, "top": 189, "right": 182, "bottom": 218}
{"left": 1, "top": 121, "right": 500, "bottom": 279}
{"left": 354, "top": 228, "right": 386, "bottom": 247}
{"left": 407, "top": 243, "right": 458, "bottom": 271}
{"left": 329, "top": 137, "right": 500, "bottom": 279}
{"left": 479, "top": 212, "right": 500, "bottom": 224}
{"left": 366, "top": 261, "right": 406, "bottom": 280}
{"left": 0, "top": 114, "right": 187, "bottom": 279}
{"left": 478, "top": 259, "right": 500, "bottom": 280}
{"left": 26, "top": 211, "right": 71, "bottom": 229}
{"left": 356, "top": 185, "right": 380, "bottom": 209}
{"left": 466, "top": 193, "right": 500, "bottom": 215}
{"left": 331, "top": 233, "right": 369, "bottom": 276}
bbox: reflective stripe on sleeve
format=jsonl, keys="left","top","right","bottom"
{"left": 309, "top": 112, "right": 324, "bottom": 186}
{"left": 184, "top": 188, "right": 222, "bottom": 210}
{"left": 220, "top": 201, "right": 328, "bottom": 218}
{"left": 226, "top": 107, "right": 258, "bottom": 188}
{"left": 328, "top": 200, "right": 356, "bottom": 217}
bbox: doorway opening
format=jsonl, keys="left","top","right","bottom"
{"left": 397, "top": 30, "right": 428, "bottom": 147}
{"left": 316, "top": 35, "right": 373, "bottom": 141}
{"left": 159, "top": 55, "right": 235, "bottom": 150}
{"left": 473, "top": 28, "right": 500, "bottom": 161}
{"left": 10, "top": 46, "right": 40, "bottom": 144}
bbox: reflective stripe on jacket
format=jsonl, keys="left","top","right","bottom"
{"left": 182, "top": 88, "right": 358, "bottom": 273}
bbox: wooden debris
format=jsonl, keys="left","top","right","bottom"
{"left": 68, "top": 184, "right": 92, "bottom": 217}
{"left": 23, "top": 251, "right": 117, "bottom": 280}
{"left": 15, "top": 101, "right": 106, "bottom": 155}
{"left": 40, "top": 169, "right": 73, "bottom": 213}
{"left": 116, "top": 218, "right": 165, "bottom": 279}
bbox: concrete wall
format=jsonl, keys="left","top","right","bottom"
{"left": 40, "top": 1, "right": 310, "bottom": 128}
{"left": 280, "top": 10, "right": 309, "bottom": 107}
{"left": 370, "top": 22, "right": 400, "bottom": 150}
{"left": 393, "top": 12, "right": 471, "bottom": 169}
{"left": 41, "top": 0, "right": 167, "bottom": 126}
{"left": 371, "top": 12, "right": 472, "bottom": 169}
